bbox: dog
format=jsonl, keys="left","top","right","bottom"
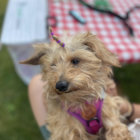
{"left": 20, "top": 30, "right": 132, "bottom": 140}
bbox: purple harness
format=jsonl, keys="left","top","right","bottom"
{"left": 68, "top": 99, "right": 103, "bottom": 135}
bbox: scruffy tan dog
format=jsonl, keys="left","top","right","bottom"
{"left": 21, "top": 31, "right": 132, "bottom": 140}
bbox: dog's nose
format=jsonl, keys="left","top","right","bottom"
{"left": 56, "top": 80, "right": 69, "bottom": 92}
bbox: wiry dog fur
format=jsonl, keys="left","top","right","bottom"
{"left": 21, "top": 32, "right": 132, "bottom": 140}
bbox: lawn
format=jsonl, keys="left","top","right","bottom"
{"left": 0, "top": 1, "right": 140, "bottom": 140}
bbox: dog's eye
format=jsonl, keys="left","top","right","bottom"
{"left": 71, "top": 58, "right": 80, "bottom": 65}
{"left": 51, "top": 63, "right": 56, "bottom": 67}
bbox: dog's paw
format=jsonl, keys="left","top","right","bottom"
{"left": 105, "top": 125, "right": 132, "bottom": 140}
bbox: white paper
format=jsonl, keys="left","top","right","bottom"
{"left": 0, "top": 0, "right": 48, "bottom": 46}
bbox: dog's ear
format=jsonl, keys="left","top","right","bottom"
{"left": 83, "top": 32, "right": 120, "bottom": 67}
{"left": 20, "top": 43, "right": 49, "bottom": 65}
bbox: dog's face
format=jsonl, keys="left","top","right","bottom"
{"left": 21, "top": 32, "right": 120, "bottom": 103}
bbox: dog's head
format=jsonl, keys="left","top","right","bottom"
{"left": 21, "top": 32, "right": 120, "bottom": 104}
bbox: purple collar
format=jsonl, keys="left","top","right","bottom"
{"left": 68, "top": 99, "right": 103, "bottom": 135}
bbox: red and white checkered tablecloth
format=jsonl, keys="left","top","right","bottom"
{"left": 48, "top": 0, "right": 140, "bottom": 63}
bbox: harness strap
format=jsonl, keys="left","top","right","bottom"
{"left": 68, "top": 99, "right": 103, "bottom": 135}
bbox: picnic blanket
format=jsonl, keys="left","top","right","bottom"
{"left": 48, "top": 0, "right": 140, "bottom": 63}
{"left": 1, "top": 0, "right": 140, "bottom": 84}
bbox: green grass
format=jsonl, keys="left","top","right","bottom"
{"left": 114, "top": 64, "right": 140, "bottom": 102}
{"left": 0, "top": 47, "right": 43, "bottom": 140}
{"left": 0, "top": 1, "right": 140, "bottom": 140}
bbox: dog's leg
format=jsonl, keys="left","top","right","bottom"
{"left": 102, "top": 96, "right": 132, "bottom": 140}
